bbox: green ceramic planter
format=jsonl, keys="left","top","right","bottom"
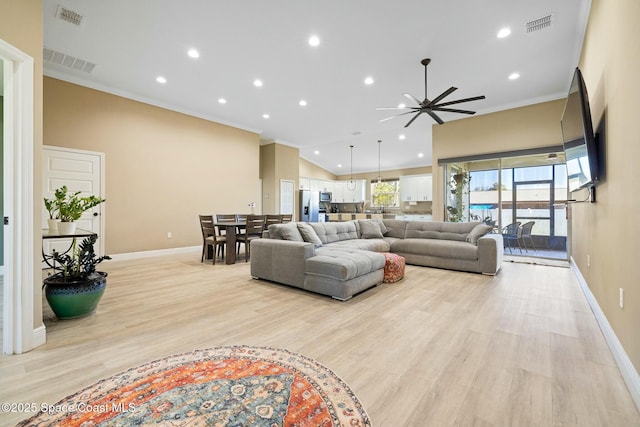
{"left": 44, "top": 272, "right": 107, "bottom": 319}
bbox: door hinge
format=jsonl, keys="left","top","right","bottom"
{"left": 4, "top": 216, "right": 9, "bottom": 225}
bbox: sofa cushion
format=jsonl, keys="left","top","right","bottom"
{"left": 268, "top": 222, "right": 304, "bottom": 241}
{"left": 466, "top": 224, "right": 494, "bottom": 244}
{"left": 309, "top": 221, "right": 359, "bottom": 244}
{"left": 381, "top": 219, "right": 407, "bottom": 239}
{"left": 297, "top": 223, "right": 323, "bottom": 247}
{"left": 358, "top": 219, "right": 384, "bottom": 239}
{"left": 391, "top": 238, "right": 478, "bottom": 261}
{"left": 327, "top": 238, "right": 391, "bottom": 252}
{"left": 404, "top": 221, "right": 479, "bottom": 241}
{"left": 308, "top": 248, "right": 385, "bottom": 281}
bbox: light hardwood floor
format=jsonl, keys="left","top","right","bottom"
{"left": 1, "top": 252, "right": 638, "bottom": 426}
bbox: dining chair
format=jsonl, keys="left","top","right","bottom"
{"left": 501, "top": 221, "right": 521, "bottom": 254}
{"left": 280, "top": 214, "right": 293, "bottom": 223}
{"left": 519, "top": 221, "right": 536, "bottom": 252}
{"left": 215, "top": 214, "right": 236, "bottom": 257}
{"left": 199, "top": 215, "right": 227, "bottom": 264}
{"left": 265, "top": 214, "right": 282, "bottom": 228}
{"left": 236, "top": 214, "right": 265, "bottom": 262}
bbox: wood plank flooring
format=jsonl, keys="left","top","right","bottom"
{"left": 1, "top": 252, "right": 638, "bottom": 426}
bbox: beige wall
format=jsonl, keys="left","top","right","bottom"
{"left": 44, "top": 78, "right": 260, "bottom": 254}
{"left": 0, "top": 0, "right": 44, "bottom": 334}
{"left": 575, "top": 0, "right": 640, "bottom": 371}
{"left": 299, "top": 157, "right": 337, "bottom": 182}
{"left": 431, "top": 99, "right": 566, "bottom": 220}
{"left": 261, "top": 142, "right": 300, "bottom": 214}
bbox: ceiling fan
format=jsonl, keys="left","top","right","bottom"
{"left": 377, "top": 58, "right": 486, "bottom": 127}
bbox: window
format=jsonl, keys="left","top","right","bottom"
{"left": 371, "top": 180, "right": 399, "bottom": 208}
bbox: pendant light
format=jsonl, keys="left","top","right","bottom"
{"left": 347, "top": 145, "right": 356, "bottom": 191}
{"left": 377, "top": 139, "right": 382, "bottom": 184}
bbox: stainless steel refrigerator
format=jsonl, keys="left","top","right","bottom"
{"left": 299, "top": 190, "right": 320, "bottom": 222}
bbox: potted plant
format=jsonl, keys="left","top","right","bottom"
{"left": 44, "top": 195, "right": 61, "bottom": 231}
{"left": 54, "top": 186, "right": 106, "bottom": 234}
{"left": 43, "top": 234, "right": 111, "bottom": 319}
{"left": 448, "top": 171, "right": 470, "bottom": 222}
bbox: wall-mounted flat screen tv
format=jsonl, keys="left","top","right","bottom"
{"left": 561, "top": 67, "right": 599, "bottom": 192}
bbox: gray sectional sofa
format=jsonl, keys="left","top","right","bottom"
{"left": 250, "top": 219, "right": 503, "bottom": 300}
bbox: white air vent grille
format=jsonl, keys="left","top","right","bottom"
{"left": 526, "top": 14, "right": 552, "bottom": 33}
{"left": 56, "top": 5, "right": 83, "bottom": 26}
{"left": 44, "top": 48, "right": 96, "bottom": 74}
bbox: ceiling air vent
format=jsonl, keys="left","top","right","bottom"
{"left": 44, "top": 47, "right": 96, "bottom": 74}
{"left": 526, "top": 14, "right": 552, "bottom": 33}
{"left": 56, "top": 5, "right": 83, "bottom": 26}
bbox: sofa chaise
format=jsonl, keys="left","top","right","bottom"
{"left": 250, "top": 219, "right": 503, "bottom": 300}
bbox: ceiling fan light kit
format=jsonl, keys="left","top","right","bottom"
{"left": 377, "top": 58, "right": 486, "bottom": 126}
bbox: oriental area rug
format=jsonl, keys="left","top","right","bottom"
{"left": 18, "top": 345, "right": 370, "bottom": 427}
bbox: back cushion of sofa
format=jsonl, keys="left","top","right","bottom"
{"left": 309, "top": 220, "right": 359, "bottom": 244}
{"left": 381, "top": 219, "right": 408, "bottom": 239}
{"left": 268, "top": 222, "right": 304, "bottom": 241}
{"left": 405, "top": 221, "right": 479, "bottom": 241}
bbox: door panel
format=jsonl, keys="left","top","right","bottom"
{"left": 42, "top": 147, "right": 105, "bottom": 259}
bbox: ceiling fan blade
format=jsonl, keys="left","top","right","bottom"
{"left": 376, "top": 107, "right": 415, "bottom": 110}
{"left": 426, "top": 87, "right": 457, "bottom": 107}
{"left": 425, "top": 110, "right": 445, "bottom": 125}
{"left": 379, "top": 110, "right": 419, "bottom": 122}
{"left": 404, "top": 111, "right": 424, "bottom": 127}
{"left": 403, "top": 93, "right": 424, "bottom": 107}
{"left": 432, "top": 107, "right": 477, "bottom": 115}
{"left": 434, "top": 95, "right": 486, "bottom": 108}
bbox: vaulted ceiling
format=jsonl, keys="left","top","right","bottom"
{"left": 43, "top": 0, "right": 590, "bottom": 175}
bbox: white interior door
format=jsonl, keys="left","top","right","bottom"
{"left": 280, "top": 179, "right": 295, "bottom": 214}
{"left": 42, "top": 146, "right": 105, "bottom": 257}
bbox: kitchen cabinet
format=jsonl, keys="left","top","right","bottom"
{"left": 334, "top": 180, "right": 366, "bottom": 202}
{"left": 304, "top": 178, "right": 365, "bottom": 202}
{"left": 400, "top": 174, "right": 432, "bottom": 201}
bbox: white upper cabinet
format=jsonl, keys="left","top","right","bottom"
{"left": 400, "top": 174, "right": 432, "bottom": 201}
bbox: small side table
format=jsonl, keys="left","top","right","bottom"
{"left": 42, "top": 228, "right": 97, "bottom": 269}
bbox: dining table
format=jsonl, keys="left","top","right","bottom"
{"left": 211, "top": 220, "right": 246, "bottom": 264}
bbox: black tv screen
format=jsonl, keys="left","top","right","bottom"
{"left": 561, "top": 67, "right": 599, "bottom": 192}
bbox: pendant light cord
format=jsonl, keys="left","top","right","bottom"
{"left": 347, "top": 145, "right": 356, "bottom": 191}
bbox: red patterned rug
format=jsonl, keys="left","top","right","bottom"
{"left": 18, "top": 346, "right": 370, "bottom": 426}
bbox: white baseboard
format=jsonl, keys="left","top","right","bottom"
{"left": 570, "top": 257, "right": 640, "bottom": 412}
{"left": 31, "top": 325, "right": 47, "bottom": 351}
{"left": 109, "top": 245, "right": 200, "bottom": 262}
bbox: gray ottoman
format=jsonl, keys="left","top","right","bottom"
{"left": 304, "top": 247, "right": 385, "bottom": 300}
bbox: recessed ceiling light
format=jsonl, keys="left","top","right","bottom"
{"left": 262, "top": 113, "right": 270, "bottom": 119}
{"left": 497, "top": 28, "right": 511, "bottom": 38}
{"left": 156, "top": 76, "right": 167, "bottom": 84}
{"left": 254, "top": 79, "right": 263, "bottom": 87}
{"left": 299, "top": 99, "right": 308, "bottom": 107}
{"left": 364, "top": 76, "right": 374, "bottom": 85}
{"left": 218, "top": 98, "right": 227, "bottom": 104}
{"left": 418, "top": 153, "right": 424, "bottom": 158}
{"left": 308, "top": 35, "right": 320, "bottom": 47}
{"left": 398, "top": 103, "right": 406, "bottom": 109}
{"left": 314, "top": 150, "right": 320, "bottom": 155}
{"left": 399, "top": 134, "right": 406, "bottom": 140}
{"left": 509, "top": 72, "right": 520, "bottom": 80}
{"left": 187, "top": 48, "right": 200, "bottom": 58}
{"left": 337, "top": 164, "right": 343, "bottom": 168}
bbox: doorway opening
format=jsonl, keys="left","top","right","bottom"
{"left": 443, "top": 149, "right": 568, "bottom": 261}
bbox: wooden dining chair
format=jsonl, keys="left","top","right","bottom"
{"left": 280, "top": 214, "right": 293, "bottom": 223}
{"left": 199, "top": 215, "right": 226, "bottom": 264}
{"left": 265, "top": 214, "right": 282, "bottom": 228}
{"left": 236, "top": 214, "right": 265, "bottom": 262}
{"left": 215, "top": 214, "right": 236, "bottom": 257}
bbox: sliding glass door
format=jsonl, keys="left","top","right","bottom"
{"left": 443, "top": 150, "right": 568, "bottom": 260}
